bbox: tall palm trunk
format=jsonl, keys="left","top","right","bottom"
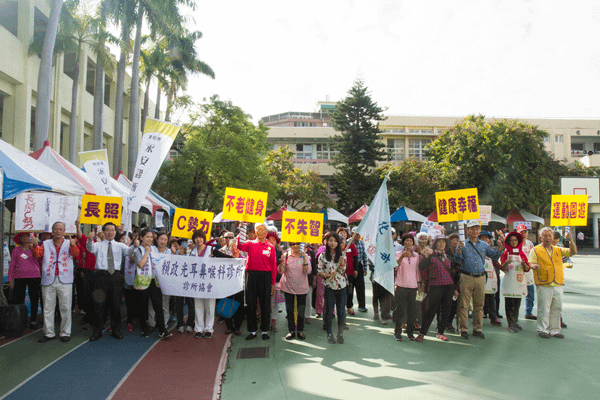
{"left": 68, "top": 57, "right": 80, "bottom": 163}
{"left": 34, "top": 0, "right": 63, "bottom": 151}
{"left": 154, "top": 84, "right": 161, "bottom": 119}
{"left": 128, "top": 5, "right": 144, "bottom": 178}
{"left": 93, "top": 2, "right": 108, "bottom": 150}
{"left": 141, "top": 78, "right": 150, "bottom": 131}
{"left": 165, "top": 87, "right": 174, "bottom": 122}
{"left": 113, "top": 22, "right": 128, "bottom": 175}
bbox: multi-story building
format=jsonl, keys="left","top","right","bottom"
{"left": 0, "top": 0, "right": 158, "bottom": 176}
{"left": 264, "top": 101, "right": 600, "bottom": 197}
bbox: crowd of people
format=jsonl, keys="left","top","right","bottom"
{"left": 6, "top": 218, "right": 576, "bottom": 345}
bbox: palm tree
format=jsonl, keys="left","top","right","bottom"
{"left": 92, "top": 0, "right": 110, "bottom": 150}
{"left": 33, "top": 0, "right": 63, "bottom": 151}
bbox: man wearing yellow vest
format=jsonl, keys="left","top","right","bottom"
{"left": 527, "top": 227, "right": 576, "bottom": 338}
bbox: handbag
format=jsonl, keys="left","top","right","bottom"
{"left": 216, "top": 298, "right": 240, "bottom": 319}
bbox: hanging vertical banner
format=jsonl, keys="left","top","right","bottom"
{"left": 121, "top": 197, "right": 132, "bottom": 233}
{"left": 155, "top": 211, "right": 165, "bottom": 228}
{"left": 80, "top": 195, "right": 123, "bottom": 225}
{"left": 129, "top": 119, "right": 181, "bottom": 213}
{"left": 356, "top": 177, "right": 396, "bottom": 295}
{"left": 49, "top": 195, "right": 79, "bottom": 234}
{"left": 281, "top": 211, "right": 324, "bottom": 244}
{"left": 171, "top": 208, "right": 214, "bottom": 239}
{"left": 79, "top": 149, "right": 112, "bottom": 196}
{"left": 15, "top": 192, "right": 48, "bottom": 232}
{"left": 550, "top": 195, "right": 588, "bottom": 226}
{"left": 222, "top": 187, "right": 268, "bottom": 223}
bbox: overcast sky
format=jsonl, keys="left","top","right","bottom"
{"left": 179, "top": 0, "right": 600, "bottom": 123}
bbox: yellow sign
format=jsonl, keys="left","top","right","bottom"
{"left": 80, "top": 195, "right": 123, "bottom": 225}
{"left": 222, "top": 187, "right": 268, "bottom": 223}
{"left": 435, "top": 188, "right": 480, "bottom": 223}
{"left": 281, "top": 211, "right": 324, "bottom": 244}
{"left": 78, "top": 149, "right": 108, "bottom": 164}
{"left": 550, "top": 195, "right": 588, "bottom": 226}
{"left": 171, "top": 208, "right": 214, "bottom": 239}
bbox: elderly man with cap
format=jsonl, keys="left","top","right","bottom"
{"left": 515, "top": 224, "right": 536, "bottom": 320}
{"left": 454, "top": 221, "right": 504, "bottom": 339}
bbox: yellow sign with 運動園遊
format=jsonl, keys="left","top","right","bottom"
{"left": 550, "top": 195, "right": 588, "bottom": 226}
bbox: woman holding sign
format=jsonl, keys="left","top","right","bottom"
{"left": 279, "top": 242, "right": 310, "bottom": 340}
{"left": 189, "top": 229, "right": 215, "bottom": 339}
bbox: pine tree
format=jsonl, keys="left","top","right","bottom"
{"left": 330, "top": 79, "right": 387, "bottom": 214}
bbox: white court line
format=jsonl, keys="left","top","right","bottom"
{"left": 564, "top": 286, "right": 600, "bottom": 297}
{"left": 0, "top": 327, "right": 43, "bottom": 349}
{"left": 213, "top": 333, "right": 232, "bottom": 400}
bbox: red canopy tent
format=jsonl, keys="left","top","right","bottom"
{"left": 348, "top": 204, "right": 368, "bottom": 224}
{"left": 505, "top": 209, "right": 545, "bottom": 226}
{"left": 266, "top": 204, "right": 296, "bottom": 221}
{"left": 427, "top": 211, "right": 437, "bottom": 222}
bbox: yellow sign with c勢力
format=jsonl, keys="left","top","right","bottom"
{"left": 435, "top": 188, "right": 480, "bottom": 223}
{"left": 550, "top": 195, "right": 588, "bottom": 226}
{"left": 80, "top": 195, "right": 123, "bottom": 225}
{"left": 171, "top": 208, "right": 214, "bottom": 239}
{"left": 222, "top": 188, "right": 268, "bottom": 223}
{"left": 281, "top": 211, "right": 324, "bottom": 244}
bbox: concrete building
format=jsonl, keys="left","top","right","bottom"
{"left": 0, "top": 0, "right": 157, "bottom": 176}
{"left": 264, "top": 101, "right": 600, "bottom": 196}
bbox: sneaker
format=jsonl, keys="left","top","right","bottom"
{"left": 414, "top": 323, "right": 421, "bottom": 330}
{"left": 373, "top": 314, "right": 380, "bottom": 321}
{"left": 38, "top": 335, "right": 55, "bottom": 343}
{"left": 337, "top": 334, "right": 344, "bottom": 344}
{"left": 538, "top": 332, "right": 550, "bottom": 338}
{"left": 262, "top": 333, "right": 270, "bottom": 340}
{"left": 394, "top": 332, "right": 403, "bottom": 341}
{"left": 158, "top": 331, "right": 172, "bottom": 340}
{"left": 186, "top": 326, "right": 194, "bottom": 332}
{"left": 82, "top": 323, "right": 92, "bottom": 331}
{"left": 327, "top": 334, "right": 336, "bottom": 344}
{"left": 525, "top": 314, "right": 537, "bottom": 320}
{"left": 178, "top": 326, "right": 186, "bottom": 333}
{"left": 358, "top": 308, "right": 368, "bottom": 313}
{"left": 460, "top": 332, "right": 470, "bottom": 339}
{"left": 315, "top": 313, "right": 322, "bottom": 318}
{"left": 508, "top": 325, "right": 519, "bottom": 333}
{"left": 381, "top": 319, "right": 389, "bottom": 325}
{"left": 552, "top": 333, "right": 565, "bottom": 338}
{"left": 497, "top": 314, "right": 503, "bottom": 319}
{"left": 234, "top": 329, "right": 242, "bottom": 336}
{"left": 60, "top": 336, "right": 71, "bottom": 343}
{"left": 490, "top": 319, "right": 502, "bottom": 326}
{"left": 297, "top": 332, "right": 306, "bottom": 340}
{"left": 126, "top": 323, "right": 133, "bottom": 332}
{"left": 216, "top": 316, "right": 225, "bottom": 324}
{"left": 408, "top": 335, "right": 415, "bottom": 341}
{"left": 415, "top": 334, "right": 424, "bottom": 342}
{"left": 514, "top": 324, "right": 523, "bottom": 331}
{"left": 437, "top": 334, "right": 448, "bottom": 341}
{"left": 245, "top": 333, "right": 257, "bottom": 340}
{"left": 204, "top": 332, "right": 212, "bottom": 339}
{"left": 141, "top": 329, "right": 150, "bottom": 338}
{"left": 347, "top": 308, "right": 355, "bottom": 315}
{"left": 561, "top": 321, "right": 568, "bottom": 328}
{"left": 472, "top": 331, "right": 485, "bottom": 339}
{"left": 286, "top": 332, "right": 296, "bottom": 340}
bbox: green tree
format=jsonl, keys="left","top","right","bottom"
{"left": 265, "top": 146, "right": 334, "bottom": 212}
{"left": 378, "top": 158, "right": 457, "bottom": 215}
{"left": 330, "top": 79, "right": 387, "bottom": 214}
{"left": 153, "top": 96, "right": 275, "bottom": 211}
{"left": 426, "top": 115, "right": 583, "bottom": 216}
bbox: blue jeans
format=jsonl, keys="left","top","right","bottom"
{"left": 324, "top": 287, "right": 346, "bottom": 335}
{"left": 526, "top": 284, "right": 535, "bottom": 315}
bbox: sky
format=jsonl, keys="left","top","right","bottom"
{"left": 175, "top": 0, "right": 600, "bottom": 123}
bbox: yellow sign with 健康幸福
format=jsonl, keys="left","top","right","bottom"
{"left": 222, "top": 188, "right": 268, "bottom": 223}
{"left": 171, "top": 208, "right": 214, "bottom": 239}
{"left": 435, "top": 188, "right": 480, "bottom": 223}
{"left": 79, "top": 195, "right": 122, "bottom": 225}
{"left": 280, "top": 211, "right": 324, "bottom": 244}
{"left": 550, "top": 195, "right": 588, "bottom": 226}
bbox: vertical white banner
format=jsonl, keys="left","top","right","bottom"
{"left": 15, "top": 192, "right": 48, "bottom": 232}
{"left": 79, "top": 149, "right": 113, "bottom": 196}
{"left": 49, "top": 195, "right": 80, "bottom": 234}
{"left": 155, "top": 211, "right": 164, "bottom": 228}
{"left": 129, "top": 119, "right": 180, "bottom": 213}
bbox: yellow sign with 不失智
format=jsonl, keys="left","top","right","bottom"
{"left": 435, "top": 188, "right": 480, "bottom": 223}
{"left": 171, "top": 208, "right": 214, "bottom": 239}
{"left": 80, "top": 195, "right": 123, "bottom": 225}
{"left": 550, "top": 195, "right": 588, "bottom": 226}
{"left": 281, "top": 211, "right": 324, "bottom": 244}
{"left": 222, "top": 187, "right": 268, "bottom": 223}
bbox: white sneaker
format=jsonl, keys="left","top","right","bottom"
{"left": 178, "top": 326, "right": 185, "bottom": 333}
{"left": 186, "top": 326, "right": 194, "bottom": 332}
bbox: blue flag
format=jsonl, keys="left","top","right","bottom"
{"left": 356, "top": 177, "right": 395, "bottom": 294}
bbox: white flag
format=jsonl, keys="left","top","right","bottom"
{"left": 129, "top": 119, "right": 180, "bottom": 213}
{"left": 79, "top": 149, "right": 112, "bottom": 196}
{"left": 356, "top": 177, "right": 396, "bottom": 294}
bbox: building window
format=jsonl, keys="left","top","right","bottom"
{"left": 316, "top": 143, "right": 337, "bottom": 159}
{"left": 542, "top": 136, "right": 549, "bottom": 143}
{"left": 104, "top": 74, "right": 111, "bottom": 107}
{"left": 384, "top": 129, "right": 404, "bottom": 133}
{"left": 408, "top": 139, "right": 432, "bottom": 159}
{"left": 555, "top": 135, "right": 563, "bottom": 143}
{"left": 30, "top": 107, "right": 36, "bottom": 152}
{"left": 386, "top": 139, "right": 405, "bottom": 161}
{"left": 296, "top": 143, "right": 313, "bottom": 159}
{"left": 409, "top": 129, "right": 434, "bottom": 134}
{"left": 0, "top": 1, "right": 18, "bottom": 37}
{"left": 294, "top": 122, "right": 316, "bottom": 127}
{"left": 0, "top": 95, "right": 4, "bottom": 139}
